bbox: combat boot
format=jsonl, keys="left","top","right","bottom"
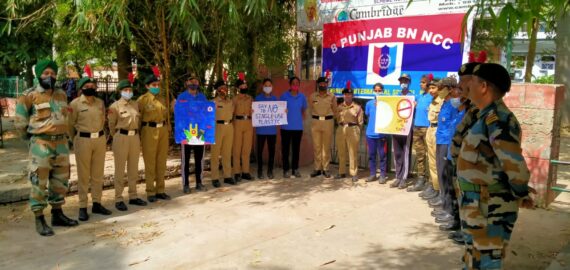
{"left": 51, "top": 208, "right": 79, "bottom": 227}
{"left": 78, "top": 208, "right": 89, "bottom": 221}
{"left": 35, "top": 215, "right": 54, "bottom": 236}
{"left": 407, "top": 177, "right": 426, "bottom": 192}
{"left": 419, "top": 184, "right": 434, "bottom": 197}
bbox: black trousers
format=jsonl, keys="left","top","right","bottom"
{"left": 392, "top": 133, "right": 412, "bottom": 181}
{"left": 281, "top": 129, "right": 303, "bottom": 172}
{"left": 257, "top": 134, "right": 276, "bottom": 173}
{"left": 436, "top": 144, "right": 454, "bottom": 215}
{"left": 181, "top": 144, "right": 204, "bottom": 187}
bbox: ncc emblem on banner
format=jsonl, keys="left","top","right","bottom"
{"left": 366, "top": 42, "right": 403, "bottom": 86}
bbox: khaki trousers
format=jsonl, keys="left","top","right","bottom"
{"left": 113, "top": 133, "right": 140, "bottom": 201}
{"left": 141, "top": 126, "right": 168, "bottom": 196}
{"left": 74, "top": 135, "right": 106, "bottom": 208}
{"left": 211, "top": 123, "right": 234, "bottom": 180}
{"left": 232, "top": 119, "right": 253, "bottom": 174}
{"left": 426, "top": 126, "right": 439, "bottom": 190}
{"left": 311, "top": 119, "right": 334, "bottom": 171}
{"left": 336, "top": 125, "right": 361, "bottom": 176}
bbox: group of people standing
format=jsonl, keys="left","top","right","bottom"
{"left": 16, "top": 59, "right": 534, "bottom": 270}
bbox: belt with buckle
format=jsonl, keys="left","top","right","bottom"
{"left": 339, "top": 122, "right": 358, "bottom": 127}
{"left": 34, "top": 134, "right": 67, "bottom": 141}
{"left": 235, "top": 115, "right": 251, "bottom": 120}
{"left": 430, "top": 123, "right": 438, "bottom": 127}
{"left": 142, "top": 121, "right": 165, "bottom": 128}
{"left": 216, "top": 120, "right": 232, "bottom": 125}
{"left": 118, "top": 129, "right": 138, "bottom": 136}
{"left": 79, "top": 130, "right": 104, "bottom": 139}
{"left": 312, "top": 115, "right": 334, "bottom": 121}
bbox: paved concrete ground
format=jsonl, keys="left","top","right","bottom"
{"left": 0, "top": 164, "right": 569, "bottom": 270}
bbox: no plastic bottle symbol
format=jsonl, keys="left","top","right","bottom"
{"left": 396, "top": 99, "right": 413, "bottom": 119}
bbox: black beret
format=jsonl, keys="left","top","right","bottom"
{"left": 316, "top": 77, "right": 328, "bottom": 84}
{"left": 342, "top": 88, "right": 353, "bottom": 94}
{"left": 214, "top": 79, "right": 227, "bottom": 89}
{"left": 458, "top": 62, "right": 480, "bottom": 76}
{"left": 473, "top": 63, "right": 511, "bottom": 93}
{"left": 235, "top": 79, "right": 246, "bottom": 87}
{"left": 145, "top": 74, "right": 159, "bottom": 85}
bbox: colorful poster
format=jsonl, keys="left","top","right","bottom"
{"left": 174, "top": 101, "right": 216, "bottom": 145}
{"left": 322, "top": 12, "right": 473, "bottom": 97}
{"left": 375, "top": 95, "right": 415, "bottom": 135}
{"left": 252, "top": 101, "right": 288, "bottom": 127}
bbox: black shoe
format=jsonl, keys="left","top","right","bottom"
{"left": 115, "top": 202, "right": 128, "bottom": 211}
{"left": 429, "top": 198, "right": 443, "bottom": 208}
{"left": 428, "top": 196, "right": 441, "bottom": 204}
{"left": 419, "top": 185, "right": 435, "bottom": 197}
{"left": 51, "top": 209, "right": 79, "bottom": 227}
{"left": 334, "top": 173, "right": 347, "bottom": 179}
{"left": 258, "top": 171, "right": 265, "bottom": 179}
{"left": 78, "top": 208, "right": 89, "bottom": 221}
{"left": 92, "top": 203, "right": 112, "bottom": 215}
{"left": 183, "top": 186, "right": 191, "bottom": 194}
{"left": 212, "top": 180, "right": 221, "bottom": 188}
{"left": 323, "top": 171, "right": 332, "bottom": 178}
{"left": 431, "top": 209, "right": 447, "bottom": 217}
{"left": 422, "top": 190, "right": 439, "bottom": 200}
{"left": 366, "top": 175, "right": 377, "bottom": 182}
{"left": 440, "top": 221, "right": 460, "bottom": 231}
{"left": 283, "top": 171, "right": 291, "bottom": 178}
{"left": 407, "top": 177, "right": 426, "bottom": 192}
{"left": 35, "top": 215, "right": 54, "bottom": 236}
{"left": 129, "top": 198, "right": 148, "bottom": 206}
{"left": 378, "top": 176, "right": 388, "bottom": 184}
{"left": 242, "top": 173, "right": 254, "bottom": 181}
{"left": 267, "top": 170, "right": 274, "bottom": 179}
{"left": 451, "top": 232, "right": 465, "bottom": 245}
{"left": 292, "top": 170, "right": 301, "bottom": 178}
{"left": 352, "top": 176, "right": 359, "bottom": 182}
{"left": 435, "top": 213, "right": 454, "bottom": 223}
{"left": 148, "top": 196, "right": 157, "bottom": 203}
{"left": 224, "top": 177, "right": 237, "bottom": 185}
{"left": 156, "top": 193, "right": 171, "bottom": 200}
{"left": 390, "top": 179, "right": 402, "bottom": 188}
{"left": 195, "top": 183, "right": 207, "bottom": 192}
{"left": 398, "top": 179, "right": 407, "bottom": 189}
{"left": 310, "top": 170, "right": 322, "bottom": 178}
{"left": 234, "top": 174, "right": 242, "bottom": 183}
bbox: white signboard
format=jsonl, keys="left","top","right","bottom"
{"left": 252, "top": 101, "right": 288, "bottom": 127}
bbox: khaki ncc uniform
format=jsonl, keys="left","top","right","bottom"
{"left": 232, "top": 94, "right": 253, "bottom": 175}
{"left": 335, "top": 102, "right": 363, "bottom": 176}
{"left": 108, "top": 98, "right": 141, "bottom": 202}
{"left": 69, "top": 95, "right": 106, "bottom": 208}
{"left": 309, "top": 92, "right": 338, "bottom": 172}
{"left": 210, "top": 96, "right": 234, "bottom": 180}
{"left": 137, "top": 92, "right": 169, "bottom": 196}
{"left": 426, "top": 96, "right": 443, "bottom": 190}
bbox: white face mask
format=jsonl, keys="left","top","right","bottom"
{"left": 263, "top": 86, "right": 272, "bottom": 94}
{"left": 400, "top": 83, "right": 409, "bottom": 90}
{"left": 121, "top": 91, "right": 133, "bottom": 100}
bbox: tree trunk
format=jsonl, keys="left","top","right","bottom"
{"left": 159, "top": 6, "right": 171, "bottom": 124}
{"left": 24, "top": 61, "right": 34, "bottom": 88}
{"left": 116, "top": 41, "right": 131, "bottom": 80}
{"left": 555, "top": 11, "right": 570, "bottom": 129}
{"left": 524, "top": 17, "right": 539, "bottom": 82}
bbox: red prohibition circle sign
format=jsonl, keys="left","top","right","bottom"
{"left": 396, "top": 99, "right": 413, "bottom": 119}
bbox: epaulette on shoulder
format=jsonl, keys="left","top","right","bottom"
{"left": 485, "top": 110, "right": 499, "bottom": 125}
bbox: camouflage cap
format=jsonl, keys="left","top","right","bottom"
{"left": 439, "top": 77, "right": 458, "bottom": 88}
{"left": 398, "top": 73, "right": 411, "bottom": 81}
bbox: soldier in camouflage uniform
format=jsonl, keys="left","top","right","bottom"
{"left": 15, "top": 60, "right": 79, "bottom": 236}
{"left": 456, "top": 63, "right": 535, "bottom": 270}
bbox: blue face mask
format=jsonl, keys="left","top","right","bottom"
{"left": 121, "top": 91, "right": 133, "bottom": 100}
{"left": 149, "top": 87, "right": 160, "bottom": 95}
{"left": 450, "top": 97, "right": 462, "bottom": 108}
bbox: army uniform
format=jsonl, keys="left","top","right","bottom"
{"left": 69, "top": 85, "right": 110, "bottom": 219}
{"left": 15, "top": 62, "right": 80, "bottom": 235}
{"left": 210, "top": 95, "right": 235, "bottom": 185}
{"left": 335, "top": 99, "right": 363, "bottom": 179}
{"left": 108, "top": 85, "right": 146, "bottom": 208}
{"left": 457, "top": 64, "right": 531, "bottom": 270}
{"left": 309, "top": 90, "right": 337, "bottom": 175}
{"left": 232, "top": 93, "right": 254, "bottom": 180}
{"left": 138, "top": 90, "right": 170, "bottom": 199}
